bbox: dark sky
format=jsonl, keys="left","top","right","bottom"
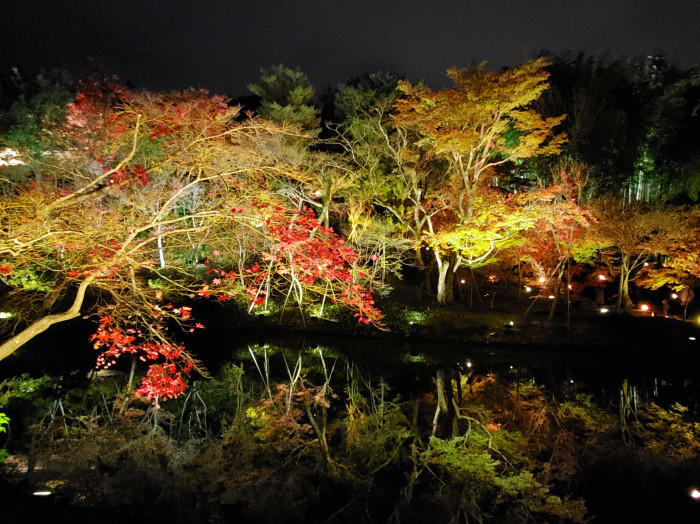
{"left": 3, "top": 0, "right": 699, "bottom": 97}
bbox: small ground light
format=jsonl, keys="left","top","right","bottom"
{"left": 548, "top": 295, "right": 555, "bottom": 299}
{"left": 690, "top": 488, "right": 700, "bottom": 500}
{"left": 0, "top": 312, "right": 11, "bottom": 319}
{"left": 640, "top": 304, "right": 649, "bottom": 311}
{"left": 568, "top": 284, "right": 572, "bottom": 290}
{"left": 690, "top": 337, "right": 697, "bottom": 341}
{"left": 598, "top": 274, "right": 606, "bottom": 281}
{"left": 570, "top": 379, "right": 574, "bottom": 384}
{"left": 466, "top": 361, "right": 472, "bottom": 368}
{"left": 509, "top": 320, "right": 514, "bottom": 326}
{"left": 525, "top": 286, "right": 532, "bottom": 292}
{"left": 539, "top": 277, "right": 546, "bottom": 283}
{"left": 643, "top": 262, "right": 649, "bottom": 267}
{"left": 600, "top": 308, "right": 609, "bottom": 313}
{"left": 33, "top": 491, "right": 52, "bottom": 497}
{"left": 460, "top": 279, "right": 465, "bottom": 284}
{"left": 671, "top": 293, "right": 678, "bottom": 299}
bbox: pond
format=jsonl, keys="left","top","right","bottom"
{"left": 1, "top": 332, "right": 700, "bottom": 523}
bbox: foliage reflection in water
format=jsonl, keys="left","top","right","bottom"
{"left": 0, "top": 341, "right": 699, "bottom": 523}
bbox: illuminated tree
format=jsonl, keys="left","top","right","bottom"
{"left": 636, "top": 207, "right": 700, "bottom": 318}
{"left": 514, "top": 177, "right": 594, "bottom": 319}
{"left": 590, "top": 198, "right": 678, "bottom": 312}
{"left": 393, "top": 58, "right": 566, "bottom": 219}
{"left": 389, "top": 59, "right": 566, "bottom": 302}
{"left": 333, "top": 74, "right": 442, "bottom": 270}
{"left": 424, "top": 191, "right": 536, "bottom": 305}
{"left": 0, "top": 81, "right": 382, "bottom": 401}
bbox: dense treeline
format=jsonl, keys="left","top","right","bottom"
{"left": 0, "top": 54, "right": 699, "bottom": 400}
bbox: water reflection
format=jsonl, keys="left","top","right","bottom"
{"left": 1, "top": 338, "right": 699, "bottom": 523}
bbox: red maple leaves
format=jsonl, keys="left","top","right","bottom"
{"left": 90, "top": 315, "right": 194, "bottom": 402}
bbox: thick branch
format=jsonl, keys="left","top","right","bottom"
{"left": 0, "top": 277, "right": 94, "bottom": 362}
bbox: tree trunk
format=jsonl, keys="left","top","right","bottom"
{"left": 617, "top": 255, "right": 633, "bottom": 312}
{"left": 0, "top": 277, "right": 93, "bottom": 362}
{"left": 436, "top": 261, "right": 450, "bottom": 305}
{"left": 435, "top": 253, "right": 457, "bottom": 305}
{"left": 414, "top": 246, "right": 426, "bottom": 269}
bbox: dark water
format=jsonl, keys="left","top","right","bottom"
{"left": 2, "top": 327, "right": 700, "bottom": 523}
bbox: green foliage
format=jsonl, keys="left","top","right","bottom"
{"left": 248, "top": 64, "right": 320, "bottom": 132}
{"left": 334, "top": 71, "right": 401, "bottom": 128}
{"left": 403, "top": 308, "right": 427, "bottom": 325}
{"left": 0, "top": 373, "right": 55, "bottom": 407}
{"left": 686, "top": 168, "right": 700, "bottom": 201}
{"left": 343, "top": 401, "right": 411, "bottom": 475}
{"left": 422, "top": 434, "right": 585, "bottom": 520}
{"left": 0, "top": 72, "right": 72, "bottom": 155}
{"left": 5, "top": 265, "right": 55, "bottom": 292}
{"left": 0, "top": 412, "right": 8, "bottom": 463}
{"left": 635, "top": 402, "right": 700, "bottom": 460}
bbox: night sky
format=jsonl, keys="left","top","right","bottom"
{"left": 3, "top": 0, "right": 699, "bottom": 97}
